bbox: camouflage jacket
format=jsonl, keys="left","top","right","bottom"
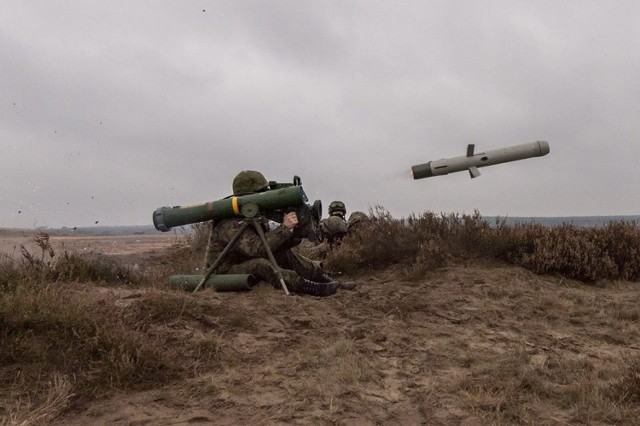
{"left": 205, "top": 218, "right": 300, "bottom": 271}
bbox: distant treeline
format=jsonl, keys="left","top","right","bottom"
{"left": 484, "top": 215, "right": 640, "bottom": 227}
{"left": 1, "top": 225, "right": 165, "bottom": 236}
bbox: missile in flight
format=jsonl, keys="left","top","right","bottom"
{"left": 411, "top": 140, "right": 550, "bottom": 180}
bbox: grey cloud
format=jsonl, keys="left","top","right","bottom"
{"left": 1, "top": 1, "right": 639, "bottom": 228}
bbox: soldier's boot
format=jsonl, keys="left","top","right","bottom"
{"left": 338, "top": 281, "right": 357, "bottom": 290}
{"left": 292, "top": 279, "right": 339, "bottom": 297}
{"left": 315, "top": 273, "right": 338, "bottom": 284}
{"left": 315, "top": 273, "right": 357, "bottom": 291}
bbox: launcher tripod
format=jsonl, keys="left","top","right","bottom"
{"left": 193, "top": 202, "right": 290, "bottom": 295}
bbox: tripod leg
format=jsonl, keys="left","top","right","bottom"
{"left": 252, "top": 221, "right": 290, "bottom": 295}
{"left": 193, "top": 221, "right": 250, "bottom": 293}
{"left": 202, "top": 221, "right": 215, "bottom": 269}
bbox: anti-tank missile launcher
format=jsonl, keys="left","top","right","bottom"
{"left": 152, "top": 176, "right": 322, "bottom": 240}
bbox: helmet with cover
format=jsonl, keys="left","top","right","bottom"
{"left": 347, "top": 211, "right": 369, "bottom": 227}
{"left": 322, "top": 215, "right": 348, "bottom": 235}
{"left": 328, "top": 201, "right": 346, "bottom": 217}
{"left": 232, "top": 170, "right": 269, "bottom": 195}
{"left": 347, "top": 211, "right": 369, "bottom": 235}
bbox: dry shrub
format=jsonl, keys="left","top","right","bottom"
{"left": 497, "top": 221, "right": 640, "bottom": 282}
{"left": 406, "top": 240, "right": 448, "bottom": 279}
{"left": 52, "top": 251, "right": 140, "bottom": 284}
{"left": 0, "top": 283, "right": 180, "bottom": 415}
{"left": 325, "top": 207, "right": 491, "bottom": 274}
{"left": 325, "top": 207, "right": 640, "bottom": 283}
{"left": 1, "top": 233, "right": 140, "bottom": 289}
{"left": 0, "top": 254, "right": 25, "bottom": 291}
{"left": 408, "top": 209, "right": 495, "bottom": 256}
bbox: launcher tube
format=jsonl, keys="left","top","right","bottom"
{"left": 153, "top": 186, "right": 306, "bottom": 231}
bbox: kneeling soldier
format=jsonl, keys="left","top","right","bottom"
{"left": 204, "top": 171, "right": 355, "bottom": 296}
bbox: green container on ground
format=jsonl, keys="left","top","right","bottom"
{"left": 169, "top": 274, "right": 257, "bottom": 292}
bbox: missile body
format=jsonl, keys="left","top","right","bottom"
{"left": 411, "top": 140, "right": 550, "bottom": 179}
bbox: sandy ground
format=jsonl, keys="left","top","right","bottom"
{"left": 54, "top": 265, "right": 640, "bottom": 425}
{"left": 4, "top": 232, "right": 640, "bottom": 425}
{"left": 0, "top": 231, "right": 178, "bottom": 258}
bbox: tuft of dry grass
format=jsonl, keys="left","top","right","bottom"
{"left": 2, "top": 373, "right": 74, "bottom": 426}
{"left": 612, "top": 357, "right": 640, "bottom": 404}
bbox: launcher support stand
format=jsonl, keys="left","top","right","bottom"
{"left": 194, "top": 204, "right": 290, "bottom": 295}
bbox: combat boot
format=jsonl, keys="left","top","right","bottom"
{"left": 315, "top": 273, "right": 339, "bottom": 284}
{"left": 338, "top": 281, "right": 357, "bottom": 290}
{"left": 293, "top": 279, "right": 339, "bottom": 297}
{"left": 314, "top": 273, "right": 356, "bottom": 291}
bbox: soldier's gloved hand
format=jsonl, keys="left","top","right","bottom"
{"left": 283, "top": 212, "right": 299, "bottom": 229}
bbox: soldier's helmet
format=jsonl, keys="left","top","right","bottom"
{"left": 322, "top": 215, "right": 348, "bottom": 235}
{"left": 328, "top": 201, "right": 346, "bottom": 217}
{"left": 232, "top": 170, "right": 269, "bottom": 195}
{"left": 347, "top": 211, "right": 369, "bottom": 226}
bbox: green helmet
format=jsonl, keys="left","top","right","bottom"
{"left": 328, "top": 201, "right": 346, "bottom": 217}
{"left": 348, "top": 211, "right": 368, "bottom": 225}
{"left": 322, "top": 215, "right": 348, "bottom": 235}
{"left": 232, "top": 170, "right": 269, "bottom": 195}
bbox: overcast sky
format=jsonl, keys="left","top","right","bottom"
{"left": 1, "top": 1, "right": 639, "bottom": 228}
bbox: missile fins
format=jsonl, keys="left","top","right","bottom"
{"left": 468, "top": 166, "right": 481, "bottom": 178}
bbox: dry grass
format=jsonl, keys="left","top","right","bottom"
{"left": 0, "top": 236, "right": 232, "bottom": 423}
{"left": 0, "top": 233, "right": 140, "bottom": 290}
{"left": 2, "top": 216, "right": 640, "bottom": 424}
{"left": 2, "top": 373, "right": 73, "bottom": 426}
{"left": 326, "top": 208, "right": 640, "bottom": 283}
{"left": 0, "top": 284, "right": 177, "bottom": 396}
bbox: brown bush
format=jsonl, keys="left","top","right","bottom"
{"left": 325, "top": 208, "right": 640, "bottom": 282}
{"left": 0, "top": 284, "right": 179, "bottom": 406}
{"left": 497, "top": 221, "right": 640, "bottom": 282}
{"left": 327, "top": 207, "right": 503, "bottom": 275}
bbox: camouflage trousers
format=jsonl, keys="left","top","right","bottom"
{"left": 224, "top": 250, "right": 324, "bottom": 289}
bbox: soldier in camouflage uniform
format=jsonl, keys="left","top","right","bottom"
{"left": 318, "top": 201, "right": 348, "bottom": 249}
{"left": 347, "top": 211, "right": 370, "bottom": 236}
{"left": 204, "top": 171, "right": 354, "bottom": 297}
